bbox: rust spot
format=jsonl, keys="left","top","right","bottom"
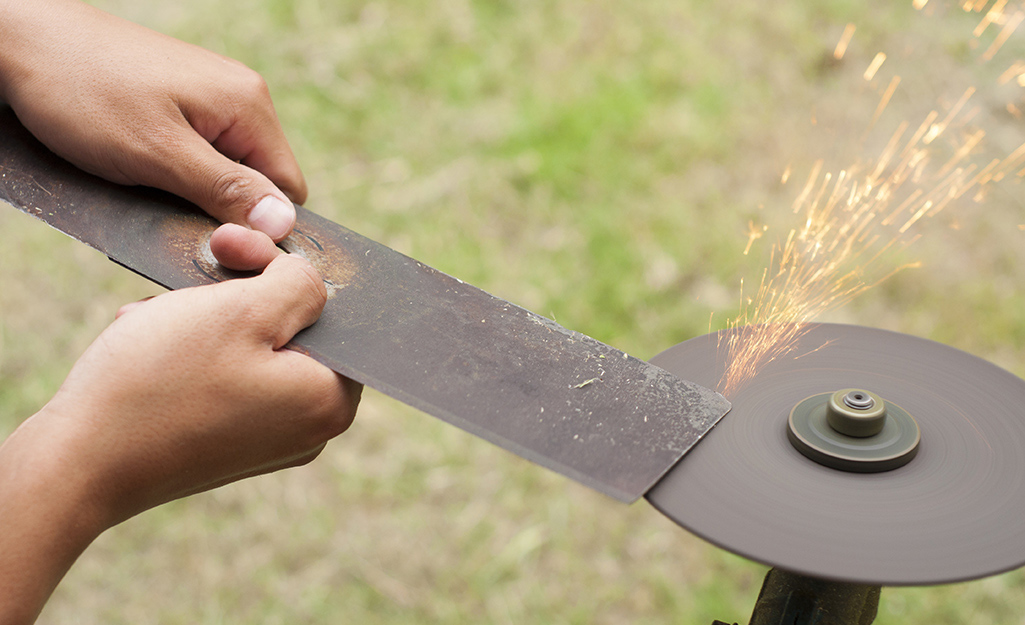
{"left": 154, "top": 216, "right": 356, "bottom": 297}
{"left": 156, "top": 213, "right": 227, "bottom": 285}
{"left": 279, "top": 225, "right": 357, "bottom": 298}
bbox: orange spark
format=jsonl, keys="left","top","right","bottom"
{"left": 835, "top": 24, "right": 856, "bottom": 60}
{"left": 718, "top": 95, "right": 1018, "bottom": 397}
{"left": 717, "top": 2, "right": 1025, "bottom": 398}
{"left": 974, "top": 0, "right": 1008, "bottom": 37}
{"left": 996, "top": 60, "right": 1025, "bottom": 84}
{"left": 864, "top": 52, "right": 887, "bottom": 80}
{"left": 983, "top": 9, "right": 1024, "bottom": 60}
{"left": 870, "top": 76, "right": 901, "bottom": 128}
{"left": 743, "top": 221, "right": 768, "bottom": 255}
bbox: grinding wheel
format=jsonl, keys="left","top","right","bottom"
{"left": 645, "top": 323, "right": 1025, "bottom": 586}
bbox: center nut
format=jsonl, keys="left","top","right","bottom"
{"left": 787, "top": 388, "right": 921, "bottom": 472}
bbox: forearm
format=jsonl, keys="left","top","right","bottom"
{"left": 0, "top": 407, "right": 108, "bottom": 625}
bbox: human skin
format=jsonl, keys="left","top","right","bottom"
{"left": 0, "top": 1, "right": 361, "bottom": 622}
{"left": 0, "top": 0, "right": 304, "bottom": 241}
{"left": 0, "top": 227, "right": 363, "bottom": 625}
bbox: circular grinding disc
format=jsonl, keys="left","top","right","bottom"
{"left": 645, "top": 323, "right": 1025, "bottom": 586}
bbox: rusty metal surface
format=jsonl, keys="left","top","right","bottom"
{"left": 0, "top": 106, "right": 730, "bottom": 503}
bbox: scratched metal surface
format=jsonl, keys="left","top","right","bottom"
{"left": 0, "top": 106, "right": 730, "bottom": 503}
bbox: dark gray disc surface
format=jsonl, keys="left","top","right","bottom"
{"left": 645, "top": 323, "right": 1025, "bottom": 586}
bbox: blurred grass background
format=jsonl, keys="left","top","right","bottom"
{"left": 3, "top": 0, "right": 1025, "bottom": 623}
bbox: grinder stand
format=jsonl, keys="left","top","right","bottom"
{"left": 713, "top": 568, "right": 880, "bottom": 625}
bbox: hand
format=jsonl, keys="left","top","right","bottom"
{"left": 46, "top": 225, "right": 358, "bottom": 521}
{"left": 0, "top": 226, "right": 361, "bottom": 624}
{"left": 0, "top": 0, "right": 304, "bottom": 241}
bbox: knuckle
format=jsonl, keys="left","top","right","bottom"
{"left": 231, "top": 67, "right": 273, "bottom": 106}
{"left": 210, "top": 169, "right": 257, "bottom": 216}
{"left": 256, "top": 256, "right": 327, "bottom": 344}
{"left": 341, "top": 381, "right": 364, "bottom": 428}
{"left": 288, "top": 256, "right": 329, "bottom": 309}
{"left": 316, "top": 382, "right": 360, "bottom": 440}
{"left": 297, "top": 376, "right": 361, "bottom": 446}
{"left": 324, "top": 412, "right": 356, "bottom": 439}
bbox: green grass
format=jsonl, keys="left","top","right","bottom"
{"left": 3, "top": 0, "right": 1025, "bottom": 622}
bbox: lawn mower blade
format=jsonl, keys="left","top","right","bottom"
{"left": 0, "top": 106, "right": 730, "bottom": 503}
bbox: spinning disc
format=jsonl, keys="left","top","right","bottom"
{"left": 645, "top": 324, "right": 1025, "bottom": 586}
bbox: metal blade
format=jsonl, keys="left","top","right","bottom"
{"left": 0, "top": 106, "right": 729, "bottom": 502}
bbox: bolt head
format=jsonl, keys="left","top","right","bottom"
{"left": 828, "top": 389, "right": 886, "bottom": 437}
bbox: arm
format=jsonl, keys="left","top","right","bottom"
{"left": 0, "top": 7, "right": 352, "bottom": 620}
{"left": 0, "top": 0, "right": 302, "bottom": 240}
{"left": 0, "top": 227, "right": 361, "bottom": 624}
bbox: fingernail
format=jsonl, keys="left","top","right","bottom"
{"left": 248, "top": 196, "right": 295, "bottom": 241}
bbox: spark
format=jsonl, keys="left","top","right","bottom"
{"left": 864, "top": 52, "right": 887, "bottom": 81}
{"left": 967, "top": 0, "right": 1025, "bottom": 58}
{"left": 715, "top": 2, "right": 1025, "bottom": 398}
{"left": 996, "top": 60, "right": 1025, "bottom": 83}
{"left": 835, "top": 24, "right": 857, "bottom": 60}
{"left": 743, "top": 221, "right": 768, "bottom": 255}
{"left": 983, "top": 10, "right": 1024, "bottom": 60}
{"left": 974, "top": 0, "right": 1008, "bottom": 37}
{"left": 869, "top": 76, "right": 901, "bottom": 129}
{"left": 717, "top": 85, "right": 1020, "bottom": 397}
{"left": 964, "top": 0, "right": 988, "bottom": 12}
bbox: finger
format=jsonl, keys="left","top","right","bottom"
{"left": 210, "top": 113, "right": 308, "bottom": 205}
{"left": 209, "top": 223, "right": 282, "bottom": 271}
{"left": 168, "top": 372, "right": 360, "bottom": 500}
{"left": 253, "top": 360, "right": 360, "bottom": 456}
{"left": 138, "top": 128, "right": 297, "bottom": 242}
{"left": 277, "top": 364, "right": 363, "bottom": 442}
{"left": 181, "top": 66, "right": 309, "bottom": 205}
{"left": 246, "top": 254, "right": 328, "bottom": 347}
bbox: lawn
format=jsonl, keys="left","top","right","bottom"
{"left": 3, "top": 0, "right": 1025, "bottom": 623}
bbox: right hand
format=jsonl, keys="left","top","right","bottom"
{"left": 0, "top": 0, "right": 305, "bottom": 241}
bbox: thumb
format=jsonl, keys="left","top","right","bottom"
{"left": 151, "top": 132, "right": 298, "bottom": 242}
{"left": 209, "top": 223, "right": 283, "bottom": 271}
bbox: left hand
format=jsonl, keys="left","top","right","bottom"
{"left": 0, "top": 226, "right": 361, "bottom": 625}
{"left": 43, "top": 230, "right": 358, "bottom": 521}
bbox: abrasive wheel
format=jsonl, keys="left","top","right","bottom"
{"left": 646, "top": 323, "right": 1025, "bottom": 586}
